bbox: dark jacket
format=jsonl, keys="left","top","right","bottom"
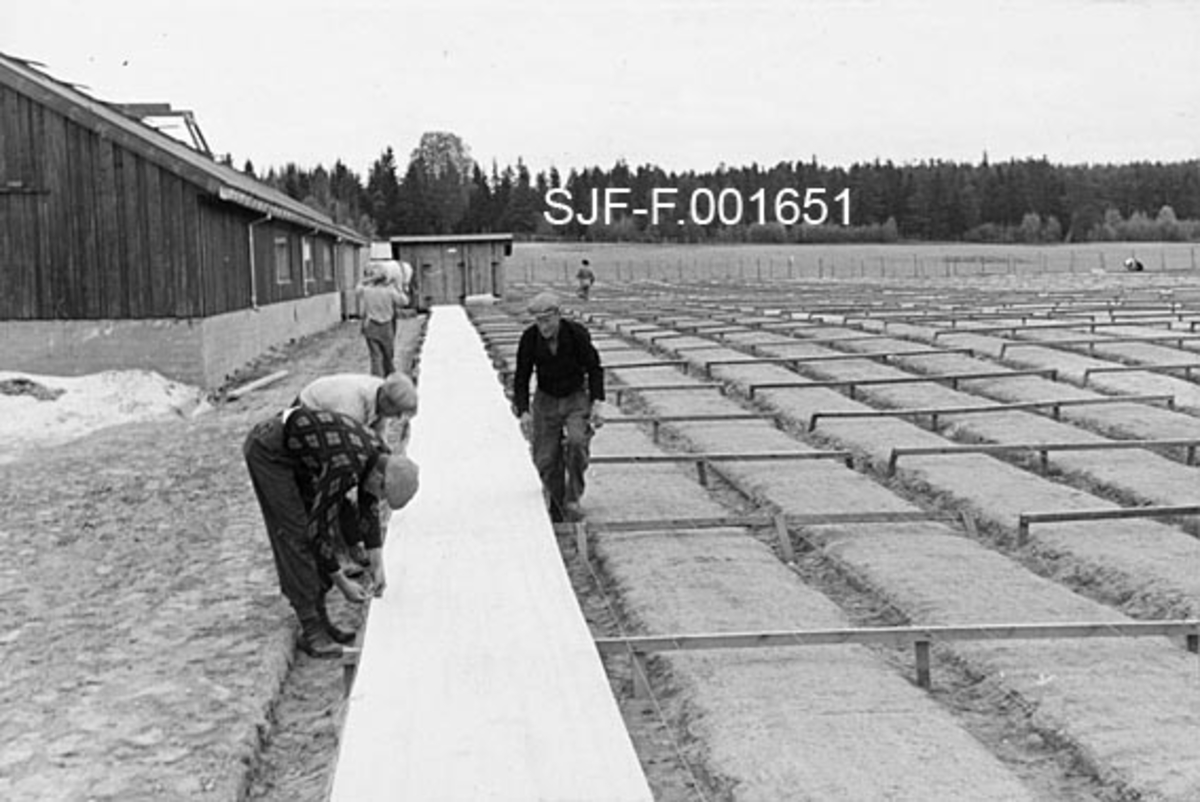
{"left": 512, "top": 318, "right": 605, "bottom": 415}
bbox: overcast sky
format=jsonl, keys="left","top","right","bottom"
{"left": 3, "top": 0, "right": 1197, "bottom": 178}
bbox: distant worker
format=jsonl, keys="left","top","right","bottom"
{"left": 1124, "top": 257, "right": 1145, "bottom": 272}
{"left": 357, "top": 266, "right": 408, "bottom": 377}
{"left": 512, "top": 291, "right": 605, "bottom": 523}
{"left": 370, "top": 258, "right": 416, "bottom": 301}
{"left": 243, "top": 406, "right": 420, "bottom": 658}
{"left": 576, "top": 259, "right": 596, "bottom": 300}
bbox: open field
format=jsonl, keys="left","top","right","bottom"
{"left": 477, "top": 263, "right": 1200, "bottom": 800}
{"left": 509, "top": 241, "right": 1200, "bottom": 285}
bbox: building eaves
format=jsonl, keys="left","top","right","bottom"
{"left": 0, "top": 51, "right": 365, "bottom": 243}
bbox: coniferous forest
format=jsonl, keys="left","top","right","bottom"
{"left": 245, "top": 131, "right": 1200, "bottom": 245}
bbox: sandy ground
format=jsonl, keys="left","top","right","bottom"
{"left": 0, "top": 321, "right": 418, "bottom": 801}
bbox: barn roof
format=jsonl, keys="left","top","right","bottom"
{"left": 0, "top": 51, "right": 366, "bottom": 243}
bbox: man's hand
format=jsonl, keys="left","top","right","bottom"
{"left": 519, "top": 411, "right": 533, "bottom": 441}
{"left": 367, "top": 547, "right": 387, "bottom": 597}
{"left": 589, "top": 402, "right": 606, "bottom": 431}
{"left": 332, "top": 570, "right": 368, "bottom": 604}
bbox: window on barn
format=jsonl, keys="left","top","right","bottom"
{"left": 302, "top": 236, "right": 315, "bottom": 284}
{"left": 274, "top": 236, "right": 292, "bottom": 284}
{"left": 320, "top": 240, "right": 334, "bottom": 281}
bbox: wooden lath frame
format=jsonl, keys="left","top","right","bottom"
{"left": 600, "top": 412, "right": 778, "bottom": 443}
{"left": 595, "top": 620, "right": 1200, "bottom": 692}
{"left": 610, "top": 382, "right": 726, "bottom": 405}
{"left": 557, "top": 509, "right": 968, "bottom": 566}
{"left": 887, "top": 437, "right": 1200, "bottom": 476}
{"left": 591, "top": 449, "right": 854, "bottom": 487}
{"left": 808, "top": 393, "right": 1176, "bottom": 432}
{"left": 1083, "top": 362, "right": 1200, "bottom": 384}
{"left": 998, "top": 333, "right": 1200, "bottom": 358}
{"left": 1016, "top": 504, "right": 1200, "bottom": 546}
{"left": 606, "top": 360, "right": 691, "bottom": 371}
{"left": 746, "top": 368, "right": 1059, "bottom": 400}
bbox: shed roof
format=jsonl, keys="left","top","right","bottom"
{"left": 390, "top": 234, "right": 514, "bottom": 245}
{"left": 0, "top": 51, "right": 366, "bottom": 244}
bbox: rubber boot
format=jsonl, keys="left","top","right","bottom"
{"left": 297, "top": 612, "right": 344, "bottom": 659}
{"left": 317, "top": 598, "right": 357, "bottom": 645}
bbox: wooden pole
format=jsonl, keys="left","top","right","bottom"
{"left": 226, "top": 369, "right": 288, "bottom": 400}
{"left": 773, "top": 512, "right": 796, "bottom": 564}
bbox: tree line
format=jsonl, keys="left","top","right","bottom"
{"left": 245, "top": 132, "right": 1200, "bottom": 244}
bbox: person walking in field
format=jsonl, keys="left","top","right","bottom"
{"left": 357, "top": 267, "right": 408, "bottom": 377}
{"left": 575, "top": 259, "right": 596, "bottom": 300}
{"left": 243, "top": 406, "right": 419, "bottom": 658}
{"left": 512, "top": 291, "right": 605, "bottom": 523}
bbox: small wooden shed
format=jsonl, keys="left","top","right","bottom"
{"left": 390, "top": 233, "right": 513, "bottom": 310}
{"left": 0, "top": 52, "right": 368, "bottom": 387}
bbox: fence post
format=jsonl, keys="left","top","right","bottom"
{"left": 915, "top": 640, "right": 932, "bottom": 689}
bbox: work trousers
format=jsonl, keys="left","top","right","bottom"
{"left": 243, "top": 416, "right": 332, "bottom": 623}
{"left": 531, "top": 388, "right": 592, "bottom": 515}
{"left": 363, "top": 318, "right": 397, "bottom": 377}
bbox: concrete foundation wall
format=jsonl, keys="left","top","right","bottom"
{"left": 0, "top": 294, "right": 342, "bottom": 388}
{"left": 200, "top": 294, "right": 342, "bottom": 386}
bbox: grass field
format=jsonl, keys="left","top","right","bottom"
{"left": 508, "top": 240, "right": 1200, "bottom": 285}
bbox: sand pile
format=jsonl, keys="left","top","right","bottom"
{"left": 0, "top": 369, "right": 209, "bottom": 464}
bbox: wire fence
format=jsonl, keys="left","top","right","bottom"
{"left": 508, "top": 243, "right": 1200, "bottom": 285}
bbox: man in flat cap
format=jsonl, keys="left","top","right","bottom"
{"left": 297, "top": 371, "right": 418, "bottom": 451}
{"left": 512, "top": 291, "right": 605, "bottom": 523}
{"left": 244, "top": 406, "right": 420, "bottom": 658}
{"left": 295, "top": 371, "right": 419, "bottom": 576}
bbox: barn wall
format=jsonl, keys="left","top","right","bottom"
{"left": 199, "top": 291, "right": 343, "bottom": 385}
{"left": 0, "top": 293, "right": 342, "bottom": 387}
{"left": 1, "top": 82, "right": 350, "bottom": 322}
{"left": 0, "top": 85, "right": 210, "bottom": 320}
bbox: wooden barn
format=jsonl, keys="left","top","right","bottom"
{"left": 0, "top": 52, "right": 368, "bottom": 387}
{"left": 390, "top": 233, "right": 513, "bottom": 310}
